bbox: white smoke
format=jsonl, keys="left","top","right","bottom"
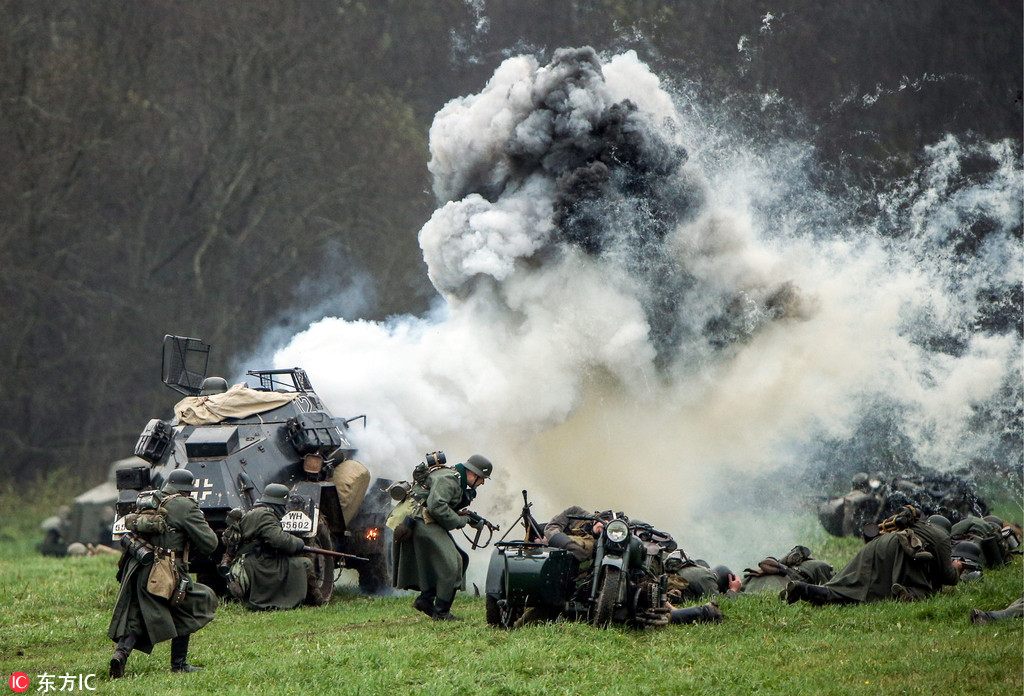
{"left": 275, "top": 49, "right": 1022, "bottom": 569}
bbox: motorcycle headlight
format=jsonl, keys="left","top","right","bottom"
{"left": 606, "top": 520, "right": 629, "bottom": 544}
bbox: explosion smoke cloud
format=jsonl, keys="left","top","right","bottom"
{"left": 275, "top": 48, "right": 1022, "bottom": 567}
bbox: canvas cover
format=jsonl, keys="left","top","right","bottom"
{"left": 174, "top": 384, "right": 299, "bottom": 425}
{"left": 332, "top": 458, "right": 370, "bottom": 525}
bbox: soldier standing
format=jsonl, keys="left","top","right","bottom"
{"left": 107, "top": 469, "right": 218, "bottom": 678}
{"left": 393, "top": 454, "right": 492, "bottom": 620}
{"left": 229, "top": 483, "right": 327, "bottom": 610}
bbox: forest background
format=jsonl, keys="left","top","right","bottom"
{"left": 1, "top": 0, "right": 1020, "bottom": 485}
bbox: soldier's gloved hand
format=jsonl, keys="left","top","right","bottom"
{"left": 469, "top": 517, "right": 486, "bottom": 531}
{"left": 457, "top": 515, "right": 472, "bottom": 528}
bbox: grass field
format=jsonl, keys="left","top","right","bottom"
{"left": 1, "top": 481, "right": 1021, "bottom": 695}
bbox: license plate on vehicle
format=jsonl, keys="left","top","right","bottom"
{"left": 281, "top": 510, "right": 314, "bottom": 534}
{"left": 112, "top": 516, "right": 128, "bottom": 541}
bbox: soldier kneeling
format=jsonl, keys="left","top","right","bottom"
{"left": 228, "top": 483, "right": 328, "bottom": 610}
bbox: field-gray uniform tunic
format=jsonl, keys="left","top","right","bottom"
{"left": 235, "top": 505, "right": 311, "bottom": 610}
{"left": 824, "top": 520, "right": 957, "bottom": 602}
{"left": 671, "top": 564, "right": 721, "bottom": 600}
{"left": 544, "top": 506, "right": 597, "bottom": 561}
{"left": 393, "top": 467, "right": 471, "bottom": 602}
{"left": 108, "top": 492, "right": 219, "bottom": 653}
{"left": 951, "top": 516, "right": 999, "bottom": 540}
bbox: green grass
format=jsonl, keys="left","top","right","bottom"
{"left": 1, "top": 483, "right": 1021, "bottom": 695}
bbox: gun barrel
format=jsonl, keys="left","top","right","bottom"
{"left": 301, "top": 546, "right": 369, "bottom": 562}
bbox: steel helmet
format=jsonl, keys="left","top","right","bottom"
{"left": 259, "top": 483, "right": 290, "bottom": 506}
{"left": 464, "top": 454, "right": 493, "bottom": 479}
{"left": 927, "top": 514, "right": 952, "bottom": 534}
{"left": 163, "top": 469, "right": 195, "bottom": 493}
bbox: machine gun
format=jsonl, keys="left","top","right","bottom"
{"left": 497, "top": 490, "right": 546, "bottom": 544}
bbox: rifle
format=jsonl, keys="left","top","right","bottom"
{"left": 461, "top": 510, "right": 500, "bottom": 550}
{"left": 301, "top": 546, "right": 368, "bottom": 563}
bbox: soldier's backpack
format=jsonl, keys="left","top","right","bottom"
{"left": 125, "top": 491, "right": 181, "bottom": 537}
{"left": 386, "top": 457, "right": 453, "bottom": 541}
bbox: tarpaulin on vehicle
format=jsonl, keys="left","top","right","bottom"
{"left": 174, "top": 384, "right": 299, "bottom": 425}
{"left": 332, "top": 458, "right": 370, "bottom": 526}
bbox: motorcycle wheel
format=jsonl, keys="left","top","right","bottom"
{"left": 593, "top": 566, "right": 621, "bottom": 627}
{"left": 485, "top": 595, "right": 521, "bottom": 629}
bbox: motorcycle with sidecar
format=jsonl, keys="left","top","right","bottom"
{"left": 484, "top": 492, "right": 674, "bottom": 629}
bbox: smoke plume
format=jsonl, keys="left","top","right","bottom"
{"left": 275, "top": 48, "right": 1022, "bottom": 568}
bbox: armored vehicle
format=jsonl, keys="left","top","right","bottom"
{"left": 113, "top": 335, "right": 392, "bottom": 598}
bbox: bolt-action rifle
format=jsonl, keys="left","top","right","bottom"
{"left": 301, "top": 546, "right": 369, "bottom": 563}
{"left": 462, "top": 510, "right": 500, "bottom": 550}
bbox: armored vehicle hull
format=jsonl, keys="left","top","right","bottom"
{"left": 113, "top": 336, "right": 392, "bottom": 597}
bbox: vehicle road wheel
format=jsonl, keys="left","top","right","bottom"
{"left": 485, "top": 594, "right": 521, "bottom": 629}
{"left": 305, "top": 520, "right": 335, "bottom": 605}
{"left": 593, "top": 566, "right": 621, "bottom": 627}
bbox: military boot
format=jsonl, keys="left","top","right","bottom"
{"left": 802, "top": 584, "right": 842, "bottom": 606}
{"left": 305, "top": 567, "right": 328, "bottom": 606}
{"left": 971, "top": 603, "right": 1023, "bottom": 624}
{"left": 432, "top": 598, "right": 460, "bottom": 621}
{"left": 784, "top": 581, "right": 809, "bottom": 604}
{"left": 970, "top": 609, "right": 995, "bottom": 625}
{"left": 170, "top": 635, "right": 201, "bottom": 673}
{"left": 669, "top": 601, "right": 723, "bottom": 625}
{"left": 109, "top": 634, "right": 136, "bottom": 679}
{"left": 890, "top": 583, "right": 921, "bottom": 602}
{"left": 412, "top": 590, "right": 436, "bottom": 617}
{"left": 786, "top": 581, "right": 838, "bottom": 606}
